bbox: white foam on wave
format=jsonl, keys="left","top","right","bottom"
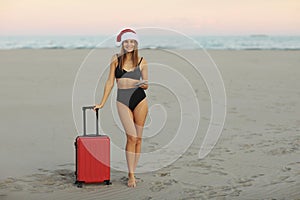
{"left": 1, "top": 35, "right": 300, "bottom": 50}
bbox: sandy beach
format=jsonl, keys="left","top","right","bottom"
{"left": 0, "top": 49, "right": 299, "bottom": 199}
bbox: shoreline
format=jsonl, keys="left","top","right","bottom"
{"left": 1, "top": 35, "right": 300, "bottom": 51}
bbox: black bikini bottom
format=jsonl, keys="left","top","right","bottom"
{"left": 117, "top": 87, "right": 146, "bottom": 111}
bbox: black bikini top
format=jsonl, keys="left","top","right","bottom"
{"left": 115, "top": 56, "right": 143, "bottom": 80}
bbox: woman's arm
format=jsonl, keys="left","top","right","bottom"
{"left": 140, "top": 58, "right": 148, "bottom": 90}
{"left": 94, "top": 55, "right": 118, "bottom": 109}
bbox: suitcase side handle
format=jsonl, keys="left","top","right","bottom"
{"left": 82, "top": 106, "right": 99, "bottom": 136}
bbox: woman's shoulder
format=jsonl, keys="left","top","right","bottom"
{"left": 139, "top": 56, "right": 147, "bottom": 64}
{"left": 112, "top": 54, "right": 119, "bottom": 60}
{"left": 139, "top": 56, "right": 147, "bottom": 70}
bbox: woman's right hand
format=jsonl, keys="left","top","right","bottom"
{"left": 93, "top": 104, "right": 103, "bottom": 111}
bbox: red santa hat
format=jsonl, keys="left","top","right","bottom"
{"left": 116, "top": 28, "right": 139, "bottom": 47}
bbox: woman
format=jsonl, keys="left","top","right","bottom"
{"left": 94, "top": 28, "right": 148, "bottom": 187}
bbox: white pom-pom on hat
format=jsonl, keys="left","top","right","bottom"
{"left": 116, "top": 28, "right": 139, "bottom": 47}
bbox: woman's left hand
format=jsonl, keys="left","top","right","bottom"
{"left": 139, "top": 83, "right": 148, "bottom": 90}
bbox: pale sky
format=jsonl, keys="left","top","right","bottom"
{"left": 1, "top": 0, "right": 300, "bottom": 35}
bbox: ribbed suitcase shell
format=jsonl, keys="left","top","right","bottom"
{"left": 75, "top": 135, "right": 110, "bottom": 184}
{"left": 74, "top": 106, "right": 111, "bottom": 186}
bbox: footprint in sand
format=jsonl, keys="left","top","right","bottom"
{"left": 251, "top": 173, "right": 264, "bottom": 179}
{"left": 183, "top": 188, "right": 205, "bottom": 198}
{"left": 154, "top": 172, "right": 170, "bottom": 177}
{"left": 149, "top": 179, "right": 178, "bottom": 192}
{"left": 268, "top": 147, "right": 294, "bottom": 155}
{"left": 281, "top": 166, "right": 292, "bottom": 172}
{"left": 235, "top": 177, "right": 254, "bottom": 187}
{"left": 211, "top": 170, "right": 228, "bottom": 176}
{"left": 150, "top": 181, "right": 164, "bottom": 192}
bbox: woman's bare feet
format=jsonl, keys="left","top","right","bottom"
{"left": 128, "top": 173, "right": 136, "bottom": 187}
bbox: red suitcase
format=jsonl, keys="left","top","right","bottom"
{"left": 75, "top": 106, "right": 111, "bottom": 187}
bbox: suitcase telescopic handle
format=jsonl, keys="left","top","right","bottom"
{"left": 82, "top": 106, "right": 99, "bottom": 136}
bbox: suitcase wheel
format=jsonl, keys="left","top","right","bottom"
{"left": 75, "top": 181, "right": 84, "bottom": 188}
{"left": 104, "top": 180, "right": 112, "bottom": 185}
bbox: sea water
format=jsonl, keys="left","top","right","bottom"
{"left": 0, "top": 35, "right": 300, "bottom": 50}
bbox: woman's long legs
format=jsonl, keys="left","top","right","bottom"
{"left": 132, "top": 99, "right": 148, "bottom": 171}
{"left": 116, "top": 98, "right": 148, "bottom": 187}
{"left": 116, "top": 102, "right": 137, "bottom": 187}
